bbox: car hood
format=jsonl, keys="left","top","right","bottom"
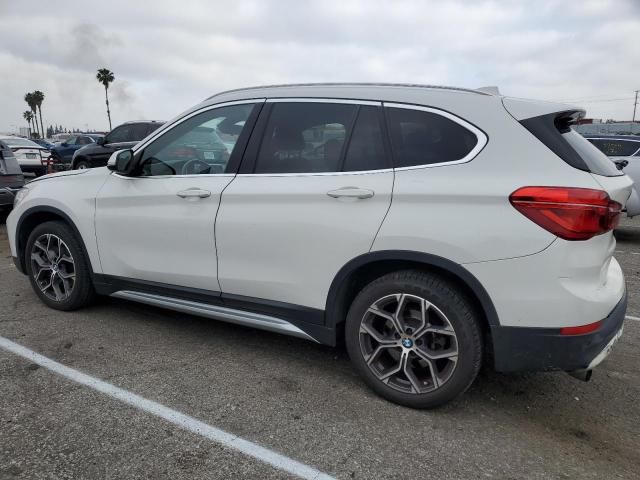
{"left": 28, "top": 167, "right": 107, "bottom": 184}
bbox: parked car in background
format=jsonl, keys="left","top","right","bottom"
{"left": 0, "top": 135, "right": 49, "bottom": 176}
{"left": 71, "top": 121, "right": 164, "bottom": 169}
{"left": 49, "top": 134, "right": 104, "bottom": 165}
{"left": 6, "top": 84, "right": 632, "bottom": 408}
{"left": 32, "top": 138, "right": 55, "bottom": 150}
{"left": 0, "top": 140, "right": 25, "bottom": 212}
{"left": 584, "top": 135, "right": 640, "bottom": 217}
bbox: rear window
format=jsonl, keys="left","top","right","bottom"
{"left": 2, "top": 137, "right": 42, "bottom": 149}
{"left": 563, "top": 131, "right": 621, "bottom": 176}
{"left": 520, "top": 112, "right": 622, "bottom": 177}
{"left": 589, "top": 139, "right": 640, "bottom": 157}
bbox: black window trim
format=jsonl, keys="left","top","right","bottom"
{"left": 382, "top": 102, "right": 489, "bottom": 171}
{"left": 238, "top": 98, "right": 394, "bottom": 177}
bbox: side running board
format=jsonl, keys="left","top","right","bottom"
{"left": 110, "top": 290, "right": 319, "bottom": 343}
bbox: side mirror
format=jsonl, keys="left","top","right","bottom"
{"left": 107, "top": 149, "right": 135, "bottom": 174}
{"left": 97, "top": 137, "right": 106, "bottom": 146}
{"left": 61, "top": 142, "right": 68, "bottom": 147}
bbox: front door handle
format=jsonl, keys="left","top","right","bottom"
{"left": 327, "top": 187, "right": 375, "bottom": 199}
{"left": 176, "top": 188, "right": 211, "bottom": 199}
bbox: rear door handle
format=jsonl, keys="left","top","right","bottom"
{"left": 327, "top": 187, "right": 375, "bottom": 199}
{"left": 176, "top": 188, "right": 211, "bottom": 199}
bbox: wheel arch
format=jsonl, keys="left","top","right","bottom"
{"left": 15, "top": 206, "right": 94, "bottom": 275}
{"left": 325, "top": 250, "right": 500, "bottom": 343}
{"left": 71, "top": 155, "right": 88, "bottom": 169}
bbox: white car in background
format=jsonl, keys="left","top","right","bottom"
{"left": 0, "top": 136, "right": 49, "bottom": 176}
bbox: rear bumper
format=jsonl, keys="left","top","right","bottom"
{"left": 625, "top": 186, "right": 640, "bottom": 218}
{"left": 491, "top": 288, "right": 627, "bottom": 372}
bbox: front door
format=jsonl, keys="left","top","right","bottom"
{"left": 95, "top": 101, "right": 261, "bottom": 291}
{"left": 216, "top": 100, "right": 394, "bottom": 311}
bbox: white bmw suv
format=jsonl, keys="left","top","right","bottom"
{"left": 7, "top": 84, "right": 631, "bottom": 408}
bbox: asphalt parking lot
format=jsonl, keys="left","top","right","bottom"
{"left": 1, "top": 215, "right": 639, "bottom": 480}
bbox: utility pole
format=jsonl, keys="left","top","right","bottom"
{"left": 634, "top": 90, "right": 639, "bottom": 123}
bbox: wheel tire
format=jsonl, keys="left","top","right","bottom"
{"left": 345, "top": 270, "right": 482, "bottom": 409}
{"left": 25, "top": 221, "right": 95, "bottom": 311}
{"left": 75, "top": 160, "right": 90, "bottom": 170}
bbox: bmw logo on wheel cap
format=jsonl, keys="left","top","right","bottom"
{"left": 402, "top": 338, "right": 414, "bottom": 348}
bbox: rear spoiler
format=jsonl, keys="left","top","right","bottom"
{"left": 502, "top": 96, "right": 584, "bottom": 121}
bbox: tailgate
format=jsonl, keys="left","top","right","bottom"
{"left": 590, "top": 173, "right": 633, "bottom": 209}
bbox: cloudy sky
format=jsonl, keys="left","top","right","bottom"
{"left": 1, "top": 0, "right": 639, "bottom": 134}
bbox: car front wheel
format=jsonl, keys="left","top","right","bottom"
{"left": 345, "top": 270, "right": 483, "bottom": 408}
{"left": 75, "top": 160, "right": 90, "bottom": 169}
{"left": 25, "top": 221, "right": 95, "bottom": 311}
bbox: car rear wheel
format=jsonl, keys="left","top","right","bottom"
{"left": 345, "top": 270, "right": 483, "bottom": 408}
{"left": 25, "top": 221, "right": 95, "bottom": 311}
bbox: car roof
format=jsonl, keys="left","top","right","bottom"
{"left": 582, "top": 134, "right": 640, "bottom": 142}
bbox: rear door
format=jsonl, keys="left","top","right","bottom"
{"left": 215, "top": 99, "right": 394, "bottom": 312}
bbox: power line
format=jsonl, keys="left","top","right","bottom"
{"left": 569, "top": 97, "right": 633, "bottom": 104}
{"left": 551, "top": 93, "right": 629, "bottom": 102}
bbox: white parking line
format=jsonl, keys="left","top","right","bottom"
{"left": 0, "top": 336, "right": 335, "bottom": 480}
{"left": 626, "top": 315, "right": 640, "bottom": 322}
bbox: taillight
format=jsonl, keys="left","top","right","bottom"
{"left": 509, "top": 186, "right": 622, "bottom": 241}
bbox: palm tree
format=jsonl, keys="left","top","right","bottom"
{"left": 96, "top": 68, "right": 115, "bottom": 130}
{"left": 23, "top": 111, "right": 34, "bottom": 137}
{"left": 24, "top": 93, "right": 40, "bottom": 137}
{"left": 32, "top": 90, "right": 45, "bottom": 139}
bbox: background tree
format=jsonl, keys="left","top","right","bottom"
{"left": 23, "top": 111, "right": 34, "bottom": 137}
{"left": 96, "top": 68, "right": 115, "bottom": 130}
{"left": 32, "top": 90, "right": 45, "bottom": 139}
{"left": 24, "top": 93, "right": 39, "bottom": 137}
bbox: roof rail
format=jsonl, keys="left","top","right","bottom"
{"left": 206, "top": 82, "right": 492, "bottom": 100}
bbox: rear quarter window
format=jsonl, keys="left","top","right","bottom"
{"left": 385, "top": 106, "right": 481, "bottom": 168}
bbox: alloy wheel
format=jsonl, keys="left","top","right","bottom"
{"left": 359, "top": 293, "right": 459, "bottom": 394}
{"left": 30, "top": 233, "right": 76, "bottom": 301}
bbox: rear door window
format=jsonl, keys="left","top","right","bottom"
{"left": 385, "top": 107, "right": 480, "bottom": 168}
{"left": 254, "top": 102, "right": 356, "bottom": 174}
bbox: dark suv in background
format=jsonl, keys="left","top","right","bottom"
{"left": 71, "top": 120, "right": 164, "bottom": 169}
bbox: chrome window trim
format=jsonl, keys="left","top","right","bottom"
{"left": 237, "top": 168, "right": 393, "bottom": 178}
{"left": 383, "top": 102, "right": 488, "bottom": 172}
{"left": 127, "top": 98, "right": 265, "bottom": 179}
